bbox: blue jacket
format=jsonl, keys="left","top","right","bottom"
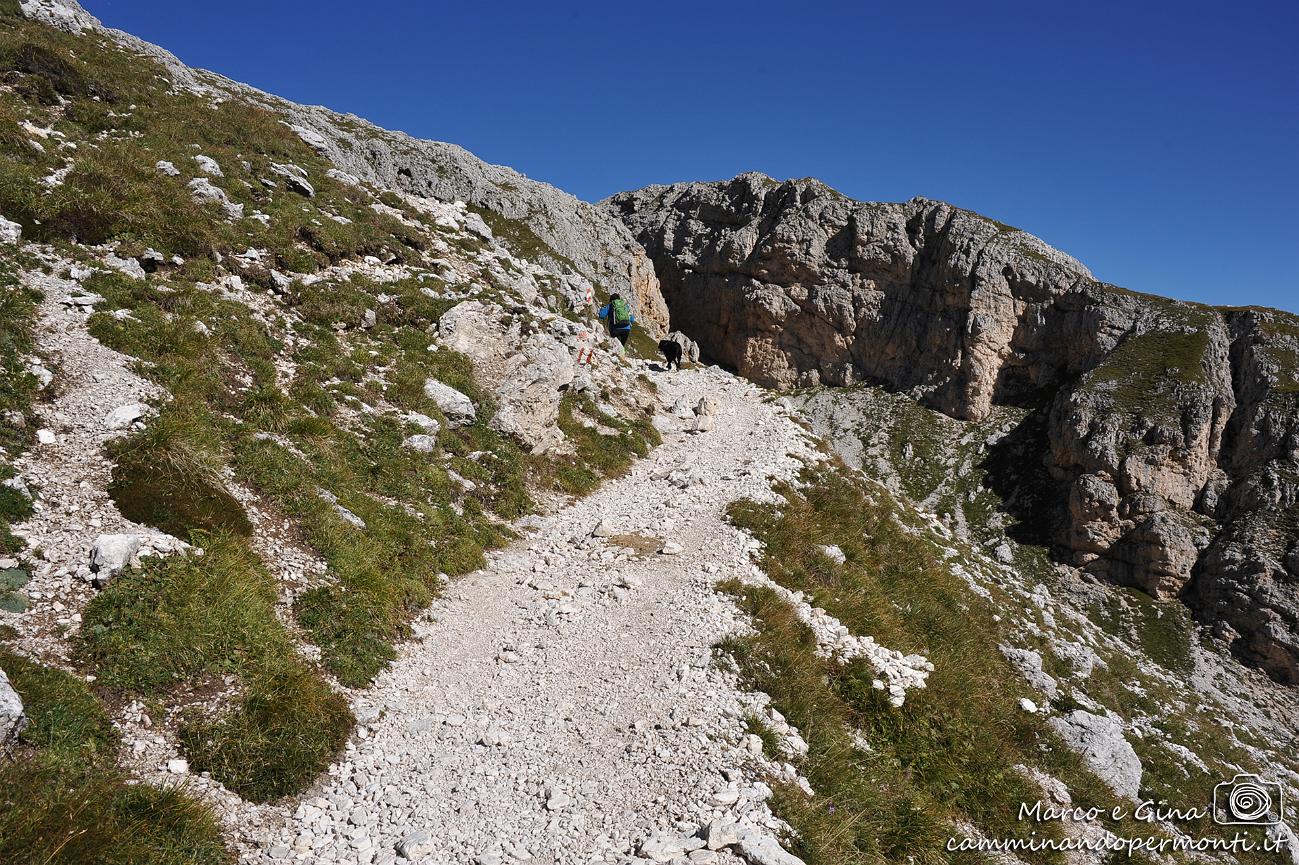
{"left": 598, "top": 303, "right": 635, "bottom": 331}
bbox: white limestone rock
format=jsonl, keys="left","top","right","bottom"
{"left": 423, "top": 379, "right": 477, "bottom": 428}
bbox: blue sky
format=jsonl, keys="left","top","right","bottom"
{"left": 85, "top": 0, "right": 1298, "bottom": 312}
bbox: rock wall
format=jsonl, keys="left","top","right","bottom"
{"left": 607, "top": 173, "right": 1299, "bottom": 683}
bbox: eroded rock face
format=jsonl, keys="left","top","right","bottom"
{"left": 607, "top": 173, "right": 1095, "bottom": 417}
{"left": 609, "top": 173, "right": 1299, "bottom": 683}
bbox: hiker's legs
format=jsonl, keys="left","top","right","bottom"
{"left": 615, "top": 330, "right": 629, "bottom": 347}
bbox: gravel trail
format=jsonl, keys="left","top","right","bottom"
{"left": 248, "top": 365, "right": 822, "bottom": 865}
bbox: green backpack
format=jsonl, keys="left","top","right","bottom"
{"left": 610, "top": 297, "right": 632, "bottom": 326}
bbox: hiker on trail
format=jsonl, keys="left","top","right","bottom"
{"left": 598, "top": 293, "right": 635, "bottom": 347}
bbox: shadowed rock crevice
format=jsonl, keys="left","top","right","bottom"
{"left": 606, "top": 172, "right": 1299, "bottom": 683}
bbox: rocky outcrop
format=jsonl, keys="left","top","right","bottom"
{"left": 19, "top": 0, "right": 668, "bottom": 335}
{"left": 0, "top": 664, "right": 24, "bottom": 747}
{"left": 608, "top": 173, "right": 1299, "bottom": 684}
{"left": 1048, "top": 710, "right": 1143, "bottom": 800}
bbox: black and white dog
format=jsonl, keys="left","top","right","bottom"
{"left": 658, "top": 339, "right": 683, "bottom": 371}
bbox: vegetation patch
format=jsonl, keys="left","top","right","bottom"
{"left": 539, "top": 392, "right": 660, "bottom": 496}
{"left": 107, "top": 405, "right": 253, "bottom": 540}
{"left": 78, "top": 534, "right": 353, "bottom": 801}
{"left": 179, "top": 663, "right": 352, "bottom": 802}
{"left": 722, "top": 465, "right": 1165, "bottom": 864}
{"left": 0, "top": 649, "right": 231, "bottom": 865}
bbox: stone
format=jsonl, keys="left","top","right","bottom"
{"left": 104, "top": 253, "right": 147, "bottom": 280}
{"left": 156, "top": 160, "right": 180, "bottom": 176}
{"left": 1048, "top": 710, "right": 1143, "bottom": 800}
{"left": 188, "top": 177, "right": 243, "bottom": 219}
{"left": 289, "top": 124, "right": 330, "bottom": 151}
{"left": 167, "top": 758, "right": 189, "bottom": 774}
{"left": 660, "top": 541, "right": 684, "bottom": 556}
{"left": 193, "top": 155, "right": 223, "bottom": 176}
{"left": 998, "top": 645, "right": 1058, "bottom": 699}
{"left": 0, "top": 665, "right": 25, "bottom": 747}
{"left": 317, "top": 489, "right": 366, "bottom": 530}
{"left": 423, "top": 379, "right": 477, "bottom": 428}
{"left": 818, "top": 544, "right": 846, "bottom": 565}
{"left": 702, "top": 820, "right": 740, "bottom": 851}
{"left": 733, "top": 833, "right": 806, "bottom": 865}
{"left": 0, "top": 216, "right": 21, "bottom": 245}
{"left": 269, "top": 162, "right": 315, "bottom": 197}
{"left": 639, "top": 832, "right": 688, "bottom": 862}
{"left": 36, "top": 428, "right": 56, "bottom": 445}
{"left": 104, "top": 402, "right": 149, "bottom": 431}
{"left": 402, "top": 434, "right": 436, "bottom": 453}
{"left": 592, "top": 519, "right": 617, "bottom": 538}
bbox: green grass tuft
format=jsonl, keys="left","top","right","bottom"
{"left": 78, "top": 534, "right": 353, "bottom": 801}
{"left": 179, "top": 664, "right": 352, "bottom": 802}
{"left": 0, "top": 651, "right": 231, "bottom": 864}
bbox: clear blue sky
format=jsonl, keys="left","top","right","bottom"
{"left": 85, "top": 0, "right": 1298, "bottom": 312}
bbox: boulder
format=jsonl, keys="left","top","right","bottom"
{"left": 734, "top": 832, "right": 807, "bottom": 865}
{"left": 0, "top": 216, "right": 21, "bottom": 246}
{"left": 103, "top": 402, "right": 149, "bottom": 431}
{"left": 402, "top": 412, "right": 441, "bottom": 435}
{"left": 0, "top": 665, "right": 24, "bottom": 748}
{"left": 1048, "top": 710, "right": 1143, "bottom": 800}
{"left": 289, "top": 124, "right": 330, "bottom": 152}
{"left": 691, "top": 396, "right": 718, "bottom": 433}
{"left": 193, "top": 155, "right": 223, "bottom": 177}
{"left": 88, "top": 533, "right": 188, "bottom": 587}
{"left": 1109, "top": 512, "right": 1203, "bottom": 599}
{"left": 188, "top": 177, "right": 243, "bottom": 219}
{"left": 423, "top": 379, "right": 477, "bottom": 428}
{"left": 155, "top": 160, "right": 180, "bottom": 177}
{"left": 89, "top": 533, "right": 145, "bottom": 582}
{"left": 402, "top": 434, "right": 436, "bottom": 453}
{"left": 488, "top": 335, "right": 576, "bottom": 452}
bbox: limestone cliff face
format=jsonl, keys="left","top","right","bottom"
{"left": 607, "top": 173, "right": 1299, "bottom": 683}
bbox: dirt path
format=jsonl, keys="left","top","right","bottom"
{"left": 245, "top": 365, "right": 822, "bottom": 865}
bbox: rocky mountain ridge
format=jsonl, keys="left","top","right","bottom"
{"left": 607, "top": 173, "right": 1299, "bottom": 684}
{"left": 2, "top": 3, "right": 1298, "bottom": 865}
{"left": 16, "top": 0, "right": 671, "bottom": 334}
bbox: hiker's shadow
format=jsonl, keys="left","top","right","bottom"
{"left": 647, "top": 362, "right": 670, "bottom": 372}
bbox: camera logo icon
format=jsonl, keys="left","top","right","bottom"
{"left": 1213, "top": 774, "right": 1283, "bottom": 825}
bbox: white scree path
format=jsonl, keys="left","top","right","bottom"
{"left": 242, "top": 365, "right": 879, "bottom": 865}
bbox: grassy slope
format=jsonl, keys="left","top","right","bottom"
{"left": 0, "top": 2, "right": 658, "bottom": 835}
